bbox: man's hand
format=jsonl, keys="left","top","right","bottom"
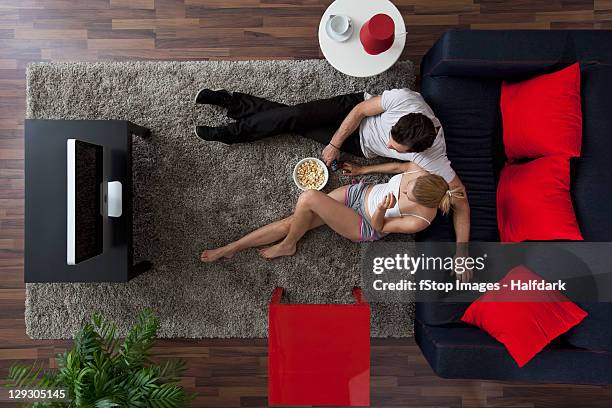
{"left": 341, "top": 162, "right": 363, "bottom": 176}
{"left": 378, "top": 192, "right": 397, "bottom": 211}
{"left": 447, "top": 176, "right": 471, "bottom": 282}
{"left": 322, "top": 144, "right": 340, "bottom": 166}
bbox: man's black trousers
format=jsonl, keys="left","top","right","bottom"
{"left": 221, "top": 91, "right": 365, "bottom": 157}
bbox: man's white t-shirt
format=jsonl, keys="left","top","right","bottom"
{"left": 359, "top": 88, "right": 456, "bottom": 183}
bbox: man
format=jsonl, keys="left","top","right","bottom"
{"left": 194, "top": 88, "right": 471, "bottom": 279}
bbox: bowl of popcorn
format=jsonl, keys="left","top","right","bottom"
{"left": 293, "top": 158, "right": 329, "bottom": 191}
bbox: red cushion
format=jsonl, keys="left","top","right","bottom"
{"left": 461, "top": 265, "right": 588, "bottom": 368}
{"left": 496, "top": 156, "right": 583, "bottom": 242}
{"left": 501, "top": 63, "right": 582, "bottom": 161}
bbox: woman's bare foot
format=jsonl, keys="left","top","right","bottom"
{"left": 200, "top": 245, "right": 236, "bottom": 263}
{"left": 258, "top": 242, "right": 296, "bottom": 259}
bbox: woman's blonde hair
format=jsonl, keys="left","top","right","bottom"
{"left": 412, "top": 174, "right": 465, "bottom": 215}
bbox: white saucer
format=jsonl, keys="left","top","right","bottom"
{"left": 325, "top": 16, "right": 353, "bottom": 43}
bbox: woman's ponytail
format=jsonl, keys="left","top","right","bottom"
{"left": 413, "top": 174, "right": 465, "bottom": 215}
{"left": 438, "top": 187, "right": 465, "bottom": 215}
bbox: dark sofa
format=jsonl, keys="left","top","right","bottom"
{"left": 414, "top": 30, "right": 612, "bottom": 384}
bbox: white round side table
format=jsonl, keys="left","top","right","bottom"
{"left": 318, "top": 0, "right": 406, "bottom": 78}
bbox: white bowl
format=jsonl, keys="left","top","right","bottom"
{"left": 293, "top": 157, "right": 329, "bottom": 191}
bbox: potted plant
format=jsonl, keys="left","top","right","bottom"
{"left": 6, "top": 309, "right": 192, "bottom": 407}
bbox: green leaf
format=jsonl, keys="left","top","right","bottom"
{"left": 74, "top": 323, "right": 102, "bottom": 362}
{"left": 94, "top": 398, "right": 119, "bottom": 408}
{"left": 120, "top": 310, "right": 159, "bottom": 369}
{"left": 146, "top": 384, "right": 188, "bottom": 408}
{"left": 92, "top": 313, "right": 118, "bottom": 356}
{"left": 154, "top": 360, "right": 186, "bottom": 384}
{"left": 6, "top": 362, "right": 52, "bottom": 389}
{"left": 6, "top": 363, "right": 32, "bottom": 388}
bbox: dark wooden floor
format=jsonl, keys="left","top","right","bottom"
{"left": 2, "top": 0, "right": 612, "bottom": 407}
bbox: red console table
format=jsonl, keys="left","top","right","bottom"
{"left": 268, "top": 287, "right": 371, "bottom": 406}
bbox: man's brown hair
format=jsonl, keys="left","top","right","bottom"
{"left": 390, "top": 113, "right": 437, "bottom": 152}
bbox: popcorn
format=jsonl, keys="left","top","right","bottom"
{"left": 296, "top": 159, "right": 325, "bottom": 190}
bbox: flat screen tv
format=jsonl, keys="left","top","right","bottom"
{"left": 67, "top": 139, "right": 103, "bottom": 265}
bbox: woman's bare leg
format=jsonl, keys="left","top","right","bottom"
{"left": 259, "top": 189, "right": 361, "bottom": 259}
{"left": 201, "top": 218, "right": 292, "bottom": 262}
{"left": 201, "top": 186, "right": 349, "bottom": 262}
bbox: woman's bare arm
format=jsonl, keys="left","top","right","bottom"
{"left": 380, "top": 216, "right": 431, "bottom": 235}
{"left": 369, "top": 192, "right": 431, "bottom": 235}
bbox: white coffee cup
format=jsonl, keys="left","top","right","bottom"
{"left": 329, "top": 15, "right": 351, "bottom": 36}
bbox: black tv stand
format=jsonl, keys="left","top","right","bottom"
{"left": 25, "top": 119, "right": 152, "bottom": 283}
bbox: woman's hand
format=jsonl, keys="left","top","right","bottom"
{"left": 322, "top": 143, "right": 340, "bottom": 166}
{"left": 371, "top": 192, "right": 396, "bottom": 232}
{"left": 377, "top": 192, "right": 397, "bottom": 211}
{"left": 341, "top": 162, "right": 363, "bottom": 176}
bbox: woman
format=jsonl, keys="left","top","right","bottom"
{"left": 201, "top": 161, "right": 464, "bottom": 261}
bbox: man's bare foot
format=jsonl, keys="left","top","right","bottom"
{"left": 258, "top": 242, "right": 296, "bottom": 259}
{"left": 200, "top": 245, "right": 236, "bottom": 263}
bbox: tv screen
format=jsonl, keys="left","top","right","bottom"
{"left": 67, "top": 139, "right": 103, "bottom": 265}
